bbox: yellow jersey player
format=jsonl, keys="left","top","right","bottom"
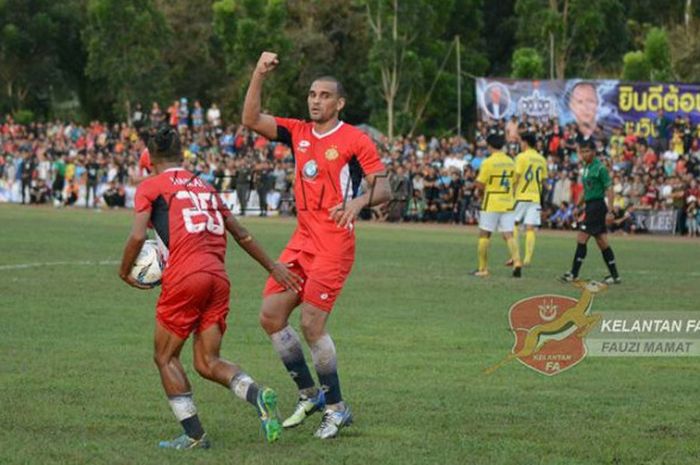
{"left": 511, "top": 131, "right": 548, "bottom": 266}
{"left": 473, "top": 131, "right": 522, "bottom": 278}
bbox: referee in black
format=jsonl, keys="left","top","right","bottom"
{"left": 560, "top": 136, "right": 621, "bottom": 284}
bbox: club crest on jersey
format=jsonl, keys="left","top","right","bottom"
{"left": 325, "top": 146, "right": 339, "bottom": 161}
{"left": 297, "top": 140, "right": 311, "bottom": 153}
{"left": 302, "top": 159, "right": 318, "bottom": 180}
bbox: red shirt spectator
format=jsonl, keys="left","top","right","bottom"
{"left": 254, "top": 135, "right": 268, "bottom": 150}
{"left": 643, "top": 149, "right": 657, "bottom": 168}
{"left": 571, "top": 180, "right": 584, "bottom": 205}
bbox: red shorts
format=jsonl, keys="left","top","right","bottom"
{"left": 263, "top": 248, "right": 354, "bottom": 312}
{"left": 156, "top": 272, "right": 230, "bottom": 339}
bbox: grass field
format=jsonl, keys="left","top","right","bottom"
{"left": 1, "top": 203, "right": 700, "bottom": 465}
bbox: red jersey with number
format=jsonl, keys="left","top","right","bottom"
{"left": 134, "top": 168, "right": 230, "bottom": 286}
{"left": 274, "top": 118, "right": 385, "bottom": 258}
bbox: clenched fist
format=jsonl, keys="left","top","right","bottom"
{"left": 255, "top": 51, "right": 279, "bottom": 76}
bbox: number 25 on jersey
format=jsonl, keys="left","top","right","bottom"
{"left": 176, "top": 191, "right": 224, "bottom": 235}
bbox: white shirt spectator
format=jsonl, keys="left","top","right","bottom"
{"left": 444, "top": 155, "right": 466, "bottom": 171}
{"left": 207, "top": 104, "right": 221, "bottom": 127}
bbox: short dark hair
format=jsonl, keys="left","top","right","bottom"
{"left": 148, "top": 126, "right": 181, "bottom": 162}
{"left": 577, "top": 135, "right": 596, "bottom": 150}
{"left": 486, "top": 132, "right": 505, "bottom": 150}
{"left": 520, "top": 131, "right": 537, "bottom": 147}
{"left": 312, "top": 76, "right": 346, "bottom": 98}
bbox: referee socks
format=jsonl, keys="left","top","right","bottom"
{"left": 571, "top": 243, "right": 587, "bottom": 278}
{"left": 601, "top": 247, "right": 619, "bottom": 278}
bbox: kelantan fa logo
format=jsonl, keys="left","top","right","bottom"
{"left": 486, "top": 280, "right": 606, "bottom": 376}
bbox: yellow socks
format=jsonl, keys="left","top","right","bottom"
{"left": 524, "top": 230, "right": 536, "bottom": 265}
{"left": 478, "top": 237, "right": 490, "bottom": 271}
{"left": 506, "top": 236, "right": 522, "bottom": 267}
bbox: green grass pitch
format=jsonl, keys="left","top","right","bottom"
{"left": 1, "top": 204, "right": 699, "bottom": 465}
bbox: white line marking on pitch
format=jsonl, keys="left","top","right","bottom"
{"left": 0, "top": 260, "right": 119, "bottom": 271}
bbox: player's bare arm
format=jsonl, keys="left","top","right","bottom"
{"left": 118, "top": 211, "right": 152, "bottom": 290}
{"left": 224, "top": 215, "right": 303, "bottom": 293}
{"left": 329, "top": 171, "right": 391, "bottom": 228}
{"left": 242, "top": 51, "right": 279, "bottom": 140}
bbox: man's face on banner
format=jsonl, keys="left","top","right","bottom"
{"left": 569, "top": 83, "right": 598, "bottom": 136}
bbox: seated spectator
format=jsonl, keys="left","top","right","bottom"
{"left": 30, "top": 179, "right": 50, "bottom": 204}
{"left": 548, "top": 201, "right": 574, "bottom": 229}
{"left": 609, "top": 205, "right": 636, "bottom": 234}
{"left": 404, "top": 190, "right": 426, "bottom": 222}
{"left": 103, "top": 181, "right": 126, "bottom": 208}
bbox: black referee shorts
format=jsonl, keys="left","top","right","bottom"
{"left": 581, "top": 199, "right": 607, "bottom": 236}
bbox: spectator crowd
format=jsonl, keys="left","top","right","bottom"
{"left": 1, "top": 100, "right": 699, "bottom": 236}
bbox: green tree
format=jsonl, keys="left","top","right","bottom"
{"left": 0, "top": 0, "right": 76, "bottom": 115}
{"left": 213, "top": 0, "right": 293, "bottom": 121}
{"left": 669, "top": 18, "right": 700, "bottom": 82}
{"left": 515, "top": 0, "right": 627, "bottom": 78}
{"left": 511, "top": 47, "right": 545, "bottom": 78}
{"left": 289, "top": 1, "right": 374, "bottom": 123}
{"left": 621, "top": 50, "right": 650, "bottom": 81}
{"left": 644, "top": 27, "right": 673, "bottom": 81}
{"left": 83, "top": 0, "right": 171, "bottom": 120}
{"left": 157, "top": 0, "right": 224, "bottom": 105}
{"left": 621, "top": 27, "right": 673, "bottom": 82}
{"left": 363, "top": 0, "right": 485, "bottom": 137}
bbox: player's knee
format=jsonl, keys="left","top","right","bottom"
{"left": 259, "top": 310, "right": 285, "bottom": 335}
{"left": 300, "top": 320, "right": 323, "bottom": 344}
{"left": 193, "top": 355, "right": 214, "bottom": 380}
{"left": 153, "top": 352, "right": 172, "bottom": 370}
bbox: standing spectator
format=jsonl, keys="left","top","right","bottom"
{"left": 236, "top": 159, "right": 252, "bottom": 216}
{"left": 178, "top": 98, "right": 189, "bottom": 132}
{"left": 85, "top": 153, "right": 100, "bottom": 209}
{"left": 19, "top": 152, "right": 35, "bottom": 204}
{"left": 654, "top": 109, "right": 672, "bottom": 152}
{"left": 255, "top": 160, "right": 274, "bottom": 216}
{"left": 272, "top": 161, "right": 288, "bottom": 193}
{"left": 551, "top": 171, "right": 572, "bottom": 207}
{"left": 167, "top": 100, "right": 179, "bottom": 128}
{"left": 150, "top": 102, "right": 164, "bottom": 126}
{"left": 207, "top": 103, "right": 222, "bottom": 128}
{"left": 132, "top": 103, "right": 145, "bottom": 130}
{"left": 192, "top": 100, "right": 204, "bottom": 130}
{"left": 686, "top": 196, "right": 698, "bottom": 237}
{"left": 52, "top": 153, "right": 66, "bottom": 205}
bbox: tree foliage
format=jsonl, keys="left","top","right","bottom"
{"left": 0, "top": 0, "right": 81, "bottom": 115}
{"left": 515, "top": 0, "right": 628, "bottom": 78}
{"left": 1, "top": 0, "right": 698, "bottom": 134}
{"left": 83, "top": 0, "right": 171, "bottom": 119}
{"left": 644, "top": 27, "right": 673, "bottom": 81}
{"left": 622, "top": 50, "right": 651, "bottom": 81}
{"left": 511, "top": 47, "right": 545, "bottom": 78}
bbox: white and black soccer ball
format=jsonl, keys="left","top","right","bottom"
{"left": 129, "top": 240, "right": 163, "bottom": 287}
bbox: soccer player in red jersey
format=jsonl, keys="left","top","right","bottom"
{"left": 242, "top": 51, "right": 391, "bottom": 439}
{"left": 118, "top": 126, "right": 303, "bottom": 449}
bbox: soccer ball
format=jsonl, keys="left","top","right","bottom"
{"left": 130, "top": 240, "right": 163, "bottom": 287}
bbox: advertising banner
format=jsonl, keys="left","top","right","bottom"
{"left": 476, "top": 78, "right": 700, "bottom": 138}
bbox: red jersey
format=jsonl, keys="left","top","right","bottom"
{"left": 274, "top": 118, "right": 385, "bottom": 258}
{"left": 134, "top": 168, "right": 231, "bottom": 286}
